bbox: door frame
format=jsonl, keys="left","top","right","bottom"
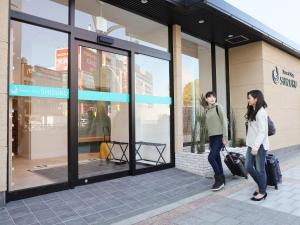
{"left": 73, "top": 40, "right": 133, "bottom": 186}
{"left": 6, "top": 26, "right": 174, "bottom": 201}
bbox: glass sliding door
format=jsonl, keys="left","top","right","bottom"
{"left": 9, "top": 21, "right": 69, "bottom": 191}
{"left": 135, "top": 54, "right": 171, "bottom": 168}
{"left": 77, "top": 44, "right": 129, "bottom": 179}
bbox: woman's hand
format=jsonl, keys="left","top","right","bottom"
{"left": 251, "top": 148, "right": 258, "bottom": 156}
{"left": 222, "top": 138, "right": 228, "bottom": 146}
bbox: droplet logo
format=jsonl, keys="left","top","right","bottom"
{"left": 272, "top": 66, "right": 280, "bottom": 85}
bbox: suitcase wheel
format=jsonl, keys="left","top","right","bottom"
{"left": 275, "top": 185, "right": 278, "bottom": 190}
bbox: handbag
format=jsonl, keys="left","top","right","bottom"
{"left": 245, "top": 116, "right": 276, "bottom": 136}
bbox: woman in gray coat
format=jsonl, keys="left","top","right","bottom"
{"left": 245, "top": 90, "right": 269, "bottom": 201}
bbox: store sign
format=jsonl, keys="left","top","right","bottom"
{"left": 55, "top": 48, "right": 68, "bottom": 71}
{"left": 272, "top": 66, "right": 297, "bottom": 88}
{"left": 9, "top": 84, "right": 69, "bottom": 99}
{"left": 80, "top": 47, "right": 98, "bottom": 74}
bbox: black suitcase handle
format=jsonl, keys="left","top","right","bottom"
{"left": 221, "top": 146, "right": 235, "bottom": 162}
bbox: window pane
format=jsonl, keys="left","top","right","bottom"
{"left": 135, "top": 54, "right": 171, "bottom": 167}
{"left": 9, "top": 21, "right": 69, "bottom": 191}
{"left": 181, "top": 33, "right": 212, "bottom": 145}
{"left": 75, "top": 0, "right": 168, "bottom": 51}
{"left": 10, "top": 97, "right": 68, "bottom": 190}
{"left": 135, "top": 55, "right": 170, "bottom": 97}
{"left": 216, "top": 46, "right": 227, "bottom": 114}
{"left": 11, "top": 21, "right": 68, "bottom": 88}
{"left": 11, "top": 0, "right": 69, "bottom": 24}
{"left": 78, "top": 47, "right": 129, "bottom": 178}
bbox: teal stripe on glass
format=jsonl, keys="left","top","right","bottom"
{"left": 136, "top": 95, "right": 172, "bottom": 105}
{"left": 9, "top": 84, "right": 69, "bottom": 99}
{"left": 78, "top": 90, "right": 130, "bottom": 102}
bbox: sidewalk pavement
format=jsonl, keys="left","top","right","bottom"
{"left": 1, "top": 149, "right": 300, "bottom": 225}
{"left": 118, "top": 150, "right": 300, "bottom": 225}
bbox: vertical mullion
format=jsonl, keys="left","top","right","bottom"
{"left": 168, "top": 25, "right": 175, "bottom": 166}
{"left": 68, "top": 0, "right": 78, "bottom": 188}
{"left": 211, "top": 43, "right": 216, "bottom": 93}
{"left": 129, "top": 51, "right": 136, "bottom": 175}
{"left": 225, "top": 48, "right": 231, "bottom": 139}
{"left": 69, "top": 0, "right": 75, "bottom": 26}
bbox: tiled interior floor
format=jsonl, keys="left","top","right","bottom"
{"left": 10, "top": 153, "right": 149, "bottom": 191}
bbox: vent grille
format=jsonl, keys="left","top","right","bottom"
{"left": 225, "top": 35, "right": 249, "bottom": 44}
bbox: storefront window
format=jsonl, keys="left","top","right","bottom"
{"left": 75, "top": 0, "right": 168, "bottom": 51}
{"left": 181, "top": 33, "right": 212, "bottom": 146}
{"left": 9, "top": 21, "right": 68, "bottom": 191}
{"left": 216, "top": 46, "right": 227, "bottom": 114}
{"left": 78, "top": 46, "right": 129, "bottom": 178}
{"left": 11, "top": 0, "right": 69, "bottom": 24}
{"left": 135, "top": 54, "right": 171, "bottom": 167}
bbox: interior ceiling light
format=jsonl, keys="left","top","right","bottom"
{"left": 228, "top": 34, "right": 234, "bottom": 38}
{"left": 198, "top": 20, "right": 205, "bottom": 24}
{"left": 141, "top": 0, "right": 148, "bottom": 3}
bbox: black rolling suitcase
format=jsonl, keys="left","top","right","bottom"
{"left": 265, "top": 154, "right": 282, "bottom": 189}
{"left": 222, "top": 147, "right": 248, "bottom": 179}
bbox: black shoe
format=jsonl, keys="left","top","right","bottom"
{"left": 221, "top": 174, "right": 226, "bottom": 185}
{"left": 251, "top": 193, "right": 267, "bottom": 201}
{"left": 211, "top": 175, "right": 217, "bottom": 190}
{"left": 211, "top": 175, "right": 224, "bottom": 191}
{"left": 253, "top": 191, "right": 259, "bottom": 196}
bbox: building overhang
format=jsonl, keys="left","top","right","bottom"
{"left": 102, "top": 0, "right": 300, "bottom": 59}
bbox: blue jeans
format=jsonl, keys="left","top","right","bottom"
{"left": 208, "top": 135, "right": 224, "bottom": 176}
{"left": 245, "top": 145, "right": 267, "bottom": 194}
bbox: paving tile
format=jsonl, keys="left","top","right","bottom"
{"left": 13, "top": 213, "right": 38, "bottom": 225}
{"left": 37, "top": 216, "right": 61, "bottom": 225}
{"left": 82, "top": 213, "right": 105, "bottom": 224}
{"left": 75, "top": 207, "right": 96, "bottom": 217}
{"left": 291, "top": 208, "right": 300, "bottom": 217}
{"left": 33, "top": 209, "right": 56, "bottom": 222}
{"left": 5, "top": 201, "right": 25, "bottom": 210}
{"left": 45, "top": 199, "right": 65, "bottom": 209}
{"left": 55, "top": 208, "right": 79, "bottom": 222}
{"left": 41, "top": 193, "right": 59, "bottom": 202}
{"left": 23, "top": 197, "right": 43, "bottom": 206}
{"left": 0, "top": 210, "right": 10, "bottom": 222}
{"left": 8, "top": 206, "right": 31, "bottom": 219}
{"left": 212, "top": 217, "right": 240, "bottom": 225}
{"left": 64, "top": 218, "right": 88, "bottom": 225}
{"left": 0, "top": 219, "right": 15, "bottom": 225}
{"left": 27, "top": 202, "right": 50, "bottom": 212}
{"left": 99, "top": 208, "right": 120, "bottom": 220}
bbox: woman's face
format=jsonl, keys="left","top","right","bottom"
{"left": 206, "top": 95, "right": 216, "bottom": 105}
{"left": 247, "top": 94, "right": 257, "bottom": 107}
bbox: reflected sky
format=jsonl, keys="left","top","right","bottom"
{"left": 11, "top": 0, "right": 68, "bottom": 24}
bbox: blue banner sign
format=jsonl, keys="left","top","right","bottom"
{"left": 136, "top": 95, "right": 172, "bottom": 105}
{"left": 78, "top": 90, "right": 130, "bottom": 102}
{"left": 9, "top": 84, "right": 69, "bottom": 99}
{"left": 9, "top": 85, "right": 173, "bottom": 105}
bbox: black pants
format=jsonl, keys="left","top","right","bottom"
{"left": 208, "top": 135, "right": 224, "bottom": 176}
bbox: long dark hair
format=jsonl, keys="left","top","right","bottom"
{"left": 245, "top": 90, "right": 267, "bottom": 121}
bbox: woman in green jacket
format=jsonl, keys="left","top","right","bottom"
{"left": 205, "top": 91, "right": 228, "bottom": 191}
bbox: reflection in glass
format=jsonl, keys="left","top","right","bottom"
{"left": 11, "top": 0, "right": 69, "bottom": 24}
{"left": 216, "top": 46, "right": 227, "bottom": 114}
{"left": 75, "top": 0, "right": 168, "bottom": 51}
{"left": 181, "top": 33, "right": 212, "bottom": 144}
{"left": 11, "top": 21, "right": 68, "bottom": 88}
{"left": 78, "top": 47, "right": 129, "bottom": 178}
{"left": 9, "top": 22, "right": 69, "bottom": 191}
{"left": 135, "top": 54, "right": 171, "bottom": 166}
